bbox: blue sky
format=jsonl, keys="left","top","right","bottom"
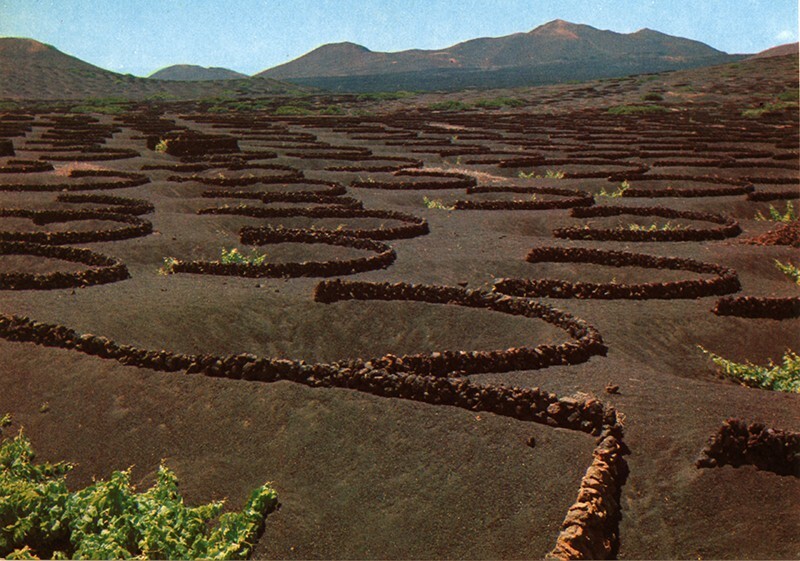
{"left": 0, "top": 0, "right": 797, "bottom": 76}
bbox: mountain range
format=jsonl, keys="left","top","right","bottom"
{"left": 254, "top": 20, "right": 746, "bottom": 91}
{"left": 746, "top": 42, "right": 799, "bottom": 60}
{"left": 0, "top": 37, "right": 297, "bottom": 99}
{"left": 1, "top": 20, "right": 794, "bottom": 98}
{"left": 149, "top": 64, "right": 247, "bottom": 81}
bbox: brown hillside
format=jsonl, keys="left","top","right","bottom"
{"left": 149, "top": 64, "right": 248, "bottom": 81}
{"left": 258, "top": 19, "right": 735, "bottom": 79}
{"left": 748, "top": 42, "right": 799, "bottom": 59}
{"left": 0, "top": 37, "right": 299, "bottom": 100}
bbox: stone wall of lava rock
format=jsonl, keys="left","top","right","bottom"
{"left": 549, "top": 434, "right": 628, "bottom": 560}
{"left": 313, "top": 280, "right": 607, "bottom": 379}
{"left": 0, "top": 170, "right": 150, "bottom": 193}
{"left": 0, "top": 293, "right": 627, "bottom": 558}
{"left": 352, "top": 170, "right": 477, "bottom": 190}
{"left": 170, "top": 227, "right": 396, "bottom": 278}
{"left": 55, "top": 193, "right": 155, "bottom": 216}
{"left": 712, "top": 296, "right": 800, "bottom": 319}
{"left": 747, "top": 189, "right": 800, "bottom": 201}
{"left": 0, "top": 241, "right": 129, "bottom": 289}
{"left": 494, "top": 247, "right": 740, "bottom": 300}
{"left": 234, "top": 207, "right": 429, "bottom": 241}
{"left": 453, "top": 186, "right": 594, "bottom": 210}
{"left": 555, "top": 205, "right": 741, "bottom": 242}
{"left": 146, "top": 131, "right": 239, "bottom": 156}
{"left": 696, "top": 418, "right": 799, "bottom": 477}
{"left": 201, "top": 179, "right": 347, "bottom": 199}
{"left": 0, "top": 159, "right": 53, "bottom": 174}
{"left": 0, "top": 208, "right": 152, "bottom": 245}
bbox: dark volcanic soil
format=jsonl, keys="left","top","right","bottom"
{"left": 0, "top": 54, "right": 799, "bottom": 560}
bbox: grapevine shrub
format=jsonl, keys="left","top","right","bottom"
{"left": 0, "top": 417, "right": 277, "bottom": 559}
{"left": 220, "top": 248, "right": 267, "bottom": 266}
{"left": 774, "top": 260, "right": 800, "bottom": 286}
{"left": 755, "top": 202, "right": 797, "bottom": 222}
{"left": 700, "top": 348, "right": 800, "bottom": 393}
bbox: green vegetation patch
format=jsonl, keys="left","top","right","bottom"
{"left": 220, "top": 247, "right": 267, "bottom": 266}
{"left": 755, "top": 202, "right": 797, "bottom": 222}
{"left": 473, "top": 97, "right": 525, "bottom": 109}
{"left": 607, "top": 104, "right": 669, "bottom": 115}
{"left": 741, "top": 100, "right": 798, "bottom": 118}
{"left": 626, "top": 222, "right": 685, "bottom": 232}
{"left": 775, "top": 259, "right": 800, "bottom": 286}
{"left": 319, "top": 105, "right": 345, "bottom": 115}
{"left": 700, "top": 348, "right": 800, "bottom": 393}
{"left": 208, "top": 100, "right": 273, "bottom": 113}
{"left": 356, "top": 91, "right": 414, "bottom": 102}
{"left": 68, "top": 105, "right": 126, "bottom": 115}
{"left": 428, "top": 97, "right": 524, "bottom": 112}
{"left": 68, "top": 97, "right": 129, "bottom": 115}
{"left": 144, "top": 92, "right": 177, "bottom": 101}
{"left": 777, "top": 89, "right": 800, "bottom": 102}
{"left": 428, "top": 100, "right": 471, "bottom": 112}
{"left": 597, "top": 180, "right": 631, "bottom": 198}
{"left": 274, "top": 105, "right": 313, "bottom": 116}
{"left": 0, "top": 416, "right": 277, "bottom": 559}
{"left": 422, "top": 196, "right": 454, "bottom": 211}
{"left": 159, "top": 256, "right": 178, "bottom": 275}
{"left": 518, "top": 169, "right": 565, "bottom": 179}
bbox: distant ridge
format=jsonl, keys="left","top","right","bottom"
{"left": 0, "top": 37, "right": 114, "bottom": 79}
{"left": 0, "top": 37, "right": 300, "bottom": 99}
{"left": 747, "top": 42, "right": 799, "bottom": 59}
{"left": 149, "top": 64, "right": 247, "bottom": 81}
{"left": 256, "top": 19, "right": 743, "bottom": 91}
{"left": 0, "top": 21, "right": 764, "bottom": 98}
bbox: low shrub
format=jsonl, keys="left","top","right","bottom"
{"left": 627, "top": 222, "right": 685, "bottom": 232}
{"left": 220, "top": 247, "right": 267, "bottom": 266}
{"left": 473, "top": 97, "right": 525, "bottom": 109}
{"left": 144, "top": 92, "right": 176, "bottom": 101}
{"left": 607, "top": 105, "right": 669, "bottom": 115}
{"left": 742, "top": 101, "right": 797, "bottom": 118}
{"left": 68, "top": 104, "right": 126, "bottom": 115}
{"left": 518, "top": 169, "right": 565, "bottom": 179}
{"left": 0, "top": 416, "right": 277, "bottom": 559}
{"left": 775, "top": 260, "right": 800, "bottom": 285}
{"left": 274, "top": 105, "right": 313, "bottom": 116}
{"left": 641, "top": 92, "right": 664, "bottom": 101}
{"left": 319, "top": 105, "right": 344, "bottom": 115}
{"left": 158, "top": 256, "right": 178, "bottom": 275}
{"left": 428, "top": 100, "right": 470, "bottom": 111}
{"left": 212, "top": 100, "right": 273, "bottom": 113}
{"left": 700, "top": 347, "right": 800, "bottom": 393}
{"left": 356, "top": 91, "right": 414, "bottom": 101}
{"left": 755, "top": 202, "right": 797, "bottom": 222}
{"left": 422, "top": 196, "right": 454, "bottom": 211}
{"left": 68, "top": 97, "right": 128, "bottom": 115}
{"left": 597, "top": 180, "right": 631, "bottom": 198}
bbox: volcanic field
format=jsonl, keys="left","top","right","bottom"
{"left": 0, "top": 52, "right": 798, "bottom": 559}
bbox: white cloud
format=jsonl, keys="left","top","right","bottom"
{"left": 776, "top": 29, "right": 796, "bottom": 41}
